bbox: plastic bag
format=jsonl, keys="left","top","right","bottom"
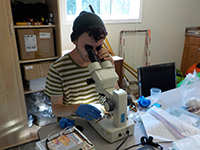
{"left": 25, "top": 92, "right": 57, "bottom": 126}
{"left": 170, "top": 133, "right": 200, "bottom": 150}
{"left": 27, "top": 113, "right": 35, "bottom": 127}
{"left": 145, "top": 107, "right": 200, "bottom": 140}
{"left": 166, "top": 107, "right": 200, "bottom": 129}
{"left": 180, "top": 76, "right": 200, "bottom": 115}
{"left": 179, "top": 70, "right": 200, "bottom": 87}
{"left": 25, "top": 92, "right": 54, "bottom": 119}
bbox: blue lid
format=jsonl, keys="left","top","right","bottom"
{"left": 138, "top": 96, "right": 151, "bottom": 107}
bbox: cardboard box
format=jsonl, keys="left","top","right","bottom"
{"left": 25, "top": 78, "right": 46, "bottom": 91}
{"left": 23, "top": 61, "right": 52, "bottom": 80}
{"left": 17, "top": 28, "right": 55, "bottom": 60}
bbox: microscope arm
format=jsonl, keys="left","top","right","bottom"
{"left": 88, "top": 61, "right": 128, "bottom": 128}
{"left": 85, "top": 45, "right": 134, "bottom": 143}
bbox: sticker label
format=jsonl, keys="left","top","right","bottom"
{"left": 24, "top": 35, "right": 37, "bottom": 52}
{"left": 25, "top": 66, "right": 33, "bottom": 70}
{"left": 101, "top": 127, "right": 111, "bottom": 137}
{"left": 39, "top": 32, "right": 51, "bottom": 38}
{"left": 121, "top": 113, "right": 125, "bottom": 123}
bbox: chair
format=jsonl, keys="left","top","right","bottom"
{"left": 137, "top": 62, "right": 177, "bottom": 97}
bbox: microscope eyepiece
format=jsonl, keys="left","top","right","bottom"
{"left": 96, "top": 45, "right": 104, "bottom": 62}
{"left": 84, "top": 44, "right": 99, "bottom": 63}
{"left": 96, "top": 45, "right": 102, "bottom": 51}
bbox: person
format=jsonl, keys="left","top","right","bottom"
{"left": 44, "top": 11, "right": 115, "bottom": 121}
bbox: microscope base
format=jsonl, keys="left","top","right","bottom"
{"left": 89, "top": 117, "right": 134, "bottom": 143}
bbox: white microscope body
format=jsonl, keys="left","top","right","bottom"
{"left": 87, "top": 59, "right": 135, "bottom": 143}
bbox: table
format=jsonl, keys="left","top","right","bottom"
{"left": 38, "top": 118, "right": 146, "bottom": 150}
{"left": 37, "top": 82, "right": 200, "bottom": 150}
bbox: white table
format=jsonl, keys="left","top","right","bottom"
{"left": 38, "top": 82, "right": 200, "bottom": 150}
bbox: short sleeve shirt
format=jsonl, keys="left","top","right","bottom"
{"left": 44, "top": 53, "right": 99, "bottom": 105}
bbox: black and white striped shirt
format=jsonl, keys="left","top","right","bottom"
{"left": 44, "top": 53, "right": 99, "bottom": 106}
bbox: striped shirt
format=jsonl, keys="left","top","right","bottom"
{"left": 44, "top": 53, "right": 100, "bottom": 106}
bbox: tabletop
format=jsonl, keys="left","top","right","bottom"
{"left": 37, "top": 82, "right": 200, "bottom": 150}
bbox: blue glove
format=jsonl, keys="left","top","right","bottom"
{"left": 59, "top": 117, "right": 75, "bottom": 129}
{"left": 75, "top": 104, "right": 102, "bottom": 121}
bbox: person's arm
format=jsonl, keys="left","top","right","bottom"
{"left": 50, "top": 96, "right": 101, "bottom": 120}
{"left": 50, "top": 96, "right": 80, "bottom": 117}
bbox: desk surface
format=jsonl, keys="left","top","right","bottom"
{"left": 38, "top": 118, "right": 147, "bottom": 150}
{"left": 38, "top": 82, "right": 200, "bottom": 150}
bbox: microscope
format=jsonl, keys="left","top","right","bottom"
{"left": 85, "top": 45, "right": 135, "bottom": 143}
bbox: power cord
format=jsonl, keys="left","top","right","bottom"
{"left": 122, "top": 136, "right": 172, "bottom": 150}
{"left": 116, "top": 132, "right": 130, "bottom": 150}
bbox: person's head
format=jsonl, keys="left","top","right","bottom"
{"left": 70, "top": 11, "right": 107, "bottom": 42}
{"left": 71, "top": 11, "right": 107, "bottom": 63}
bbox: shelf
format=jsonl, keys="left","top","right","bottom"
{"left": 185, "top": 33, "right": 200, "bottom": 37}
{"left": 185, "top": 26, "right": 200, "bottom": 37}
{"left": 0, "top": 0, "right": 62, "bottom": 149}
{"left": 24, "top": 89, "right": 44, "bottom": 94}
{"left": 14, "top": 25, "right": 56, "bottom": 29}
{"left": 19, "top": 57, "right": 59, "bottom": 64}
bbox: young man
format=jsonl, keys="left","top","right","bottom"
{"left": 44, "top": 11, "right": 114, "bottom": 121}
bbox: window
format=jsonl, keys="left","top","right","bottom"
{"left": 61, "top": 0, "right": 143, "bottom": 24}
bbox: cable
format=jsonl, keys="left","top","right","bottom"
{"left": 74, "top": 128, "right": 94, "bottom": 146}
{"left": 123, "top": 143, "right": 141, "bottom": 150}
{"left": 122, "top": 136, "right": 172, "bottom": 150}
{"left": 116, "top": 132, "right": 129, "bottom": 150}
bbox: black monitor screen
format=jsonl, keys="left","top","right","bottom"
{"left": 137, "top": 62, "right": 176, "bottom": 97}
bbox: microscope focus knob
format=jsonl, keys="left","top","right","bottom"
{"left": 104, "top": 99, "right": 114, "bottom": 112}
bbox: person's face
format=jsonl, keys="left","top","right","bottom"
{"left": 73, "top": 33, "right": 104, "bottom": 63}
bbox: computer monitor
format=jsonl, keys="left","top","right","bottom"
{"left": 137, "top": 62, "right": 177, "bottom": 97}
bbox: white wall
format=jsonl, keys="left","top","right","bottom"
{"left": 60, "top": 0, "right": 200, "bottom": 80}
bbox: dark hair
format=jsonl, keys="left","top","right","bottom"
{"left": 86, "top": 26, "right": 108, "bottom": 42}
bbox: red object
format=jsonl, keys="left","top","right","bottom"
{"left": 186, "top": 63, "right": 200, "bottom": 75}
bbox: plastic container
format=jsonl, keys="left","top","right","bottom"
{"left": 150, "top": 87, "right": 161, "bottom": 103}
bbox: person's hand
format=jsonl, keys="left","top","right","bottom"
{"left": 98, "top": 47, "right": 114, "bottom": 64}
{"left": 75, "top": 104, "right": 102, "bottom": 121}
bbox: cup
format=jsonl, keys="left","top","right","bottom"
{"left": 150, "top": 88, "right": 161, "bottom": 103}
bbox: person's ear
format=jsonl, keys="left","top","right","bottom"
{"left": 72, "top": 39, "right": 77, "bottom": 45}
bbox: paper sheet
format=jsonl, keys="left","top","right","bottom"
{"left": 141, "top": 107, "right": 200, "bottom": 143}
{"left": 141, "top": 113, "right": 177, "bottom": 142}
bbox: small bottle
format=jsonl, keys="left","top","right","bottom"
{"left": 48, "top": 13, "right": 54, "bottom": 25}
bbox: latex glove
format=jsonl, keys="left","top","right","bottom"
{"left": 59, "top": 117, "right": 75, "bottom": 129}
{"left": 75, "top": 104, "right": 101, "bottom": 121}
